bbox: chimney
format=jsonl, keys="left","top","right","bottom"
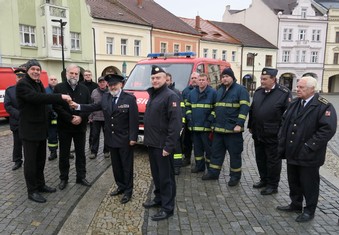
{"left": 195, "top": 15, "right": 201, "bottom": 31}
{"left": 137, "top": 0, "right": 143, "bottom": 8}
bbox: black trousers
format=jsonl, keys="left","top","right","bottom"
{"left": 110, "top": 146, "right": 134, "bottom": 196}
{"left": 148, "top": 147, "right": 176, "bottom": 213}
{"left": 59, "top": 131, "right": 86, "bottom": 181}
{"left": 287, "top": 164, "right": 320, "bottom": 214}
{"left": 91, "top": 120, "right": 109, "bottom": 154}
{"left": 22, "top": 140, "right": 47, "bottom": 194}
{"left": 12, "top": 129, "right": 23, "bottom": 163}
{"left": 182, "top": 124, "right": 193, "bottom": 160}
{"left": 254, "top": 140, "right": 281, "bottom": 188}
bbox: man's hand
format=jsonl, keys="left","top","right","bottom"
{"left": 162, "top": 149, "right": 170, "bottom": 157}
{"left": 129, "top": 140, "right": 136, "bottom": 146}
{"left": 234, "top": 125, "right": 241, "bottom": 133}
{"left": 69, "top": 101, "right": 79, "bottom": 109}
{"left": 71, "top": 115, "right": 82, "bottom": 125}
{"left": 61, "top": 94, "right": 72, "bottom": 102}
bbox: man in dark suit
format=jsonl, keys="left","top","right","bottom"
{"left": 16, "top": 59, "right": 71, "bottom": 203}
{"left": 70, "top": 74, "right": 138, "bottom": 204}
{"left": 53, "top": 64, "right": 91, "bottom": 190}
{"left": 277, "top": 76, "right": 337, "bottom": 222}
{"left": 5, "top": 68, "right": 25, "bottom": 170}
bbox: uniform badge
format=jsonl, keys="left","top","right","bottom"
{"left": 172, "top": 102, "right": 177, "bottom": 107}
{"left": 325, "top": 111, "right": 331, "bottom": 117}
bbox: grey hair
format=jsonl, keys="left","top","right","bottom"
{"left": 66, "top": 64, "right": 80, "bottom": 73}
{"left": 300, "top": 76, "right": 317, "bottom": 89}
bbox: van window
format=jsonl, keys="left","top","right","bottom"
{"left": 208, "top": 64, "right": 221, "bottom": 89}
{"left": 124, "top": 63, "right": 194, "bottom": 91}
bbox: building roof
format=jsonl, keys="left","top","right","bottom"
{"left": 86, "top": 0, "right": 151, "bottom": 26}
{"left": 180, "top": 17, "right": 241, "bottom": 45}
{"left": 315, "top": 0, "right": 339, "bottom": 9}
{"left": 262, "top": 0, "right": 324, "bottom": 15}
{"left": 117, "top": 0, "right": 200, "bottom": 35}
{"left": 211, "top": 21, "right": 277, "bottom": 49}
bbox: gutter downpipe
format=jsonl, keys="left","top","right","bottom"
{"left": 92, "top": 28, "right": 97, "bottom": 80}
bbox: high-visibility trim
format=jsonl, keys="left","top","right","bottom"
{"left": 238, "top": 114, "right": 247, "bottom": 120}
{"left": 186, "top": 110, "right": 192, "bottom": 115}
{"left": 215, "top": 102, "right": 240, "bottom": 108}
{"left": 239, "top": 100, "right": 250, "bottom": 106}
{"left": 186, "top": 102, "right": 192, "bottom": 107}
{"left": 211, "top": 111, "right": 216, "bottom": 118}
{"left": 209, "top": 164, "right": 222, "bottom": 170}
{"left": 48, "top": 143, "right": 58, "bottom": 147}
{"left": 51, "top": 120, "right": 57, "bottom": 124}
{"left": 180, "top": 102, "right": 185, "bottom": 108}
{"left": 214, "top": 127, "right": 244, "bottom": 133}
{"left": 191, "top": 127, "right": 212, "bottom": 131}
{"left": 174, "top": 154, "right": 183, "bottom": 159}
{"left": 182, "top": 117, "right": 186, "bottom": 123}
{"left": 191, "top": 104, "right": 213, "bottom": 108}
{"left": 230, "top": 167, "right": 242, "bottom": 172}
{"left": 205, "top": 158, "right": 210, "bottom": 163}
{"left": 195, "top": 156, "right": 204, "bottom": 161}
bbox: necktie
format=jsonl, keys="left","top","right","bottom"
{"left": 112, "top": 96, "right": 117, "bottom": 108}
{"left": 298, "top": 100, "right": 306, "bottom": 113}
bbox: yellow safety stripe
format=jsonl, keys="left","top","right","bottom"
{"left": 191, "top": 127, "right": 212, "bottom": 131}
{"left": 239, "top": 100, "right": 250, "bottom": 106}
{"left": 211, "top": 111, "right": 216, "bottom": 118}
{"left": 48, "top": 143, "right": 58, "bottom": 147}
{"left": 214, "top": 127, "right": 244, "bottom": 133}
{"left": 195, "top": 156, "right": 204, "bottom": 161}
{"left": 51, "top": 120, "right": 57, "bottom": 124}
{"left": 186, "top": 110, "right": 192, "bottom": 115}
{"left": 238, "top": 114, "right": 247, "bottom": 120}
{"left": 205, "top": 158, "right": 210, "bottom": 163}
{"left": 209, "top": 164, "right": 222, "bottom": 170}
{"left": 191, "top": 104, "right": 213, "bottom": 108}
{"left": 174, "top": 154, "right": 183, "bottom": 159}
{"left": 230, "top": 167, "right": 242, "bottom": 172}
{"left": 182, "top": 117, "right": 186, "bottom": 123}
{"left": 180, "top": 102, "right": 185, "bottom": 108}
{"left": 215, "top": 102, "right": 240, "bottom": 108}
{"left": 186, "top": 102, "right": 192, "bottom": 107}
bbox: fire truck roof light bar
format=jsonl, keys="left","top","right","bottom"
{"left": 147, "top": 52, "right": 196, "bottom": 58}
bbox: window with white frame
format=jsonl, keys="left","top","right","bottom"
{"left": 212, "top": 49, "right": 217, "bottom": 59}
{"left": 173, "top": 44, "right": 180, "bottom": 53}
{"left": 311, "top": 51, "right": 318, "bottom": 63}
{"left": 334, "top": 53, "right": 339, "bottom": 64}
{"left": 134, "top": 40, "right": 140, "bottom": 56}
{"left": 283, "top": 28, "right": 293, "bottom": 41}
{"left": 312, "top": 30, "right": 321, "bottom": 42}
{"left": 296, "top": 50, "right": 300, "bottom": 62}
{"left": 298, "top": 29, "right": 306, "bottom": 41}
{"left": 52, "top": 26, "right": 62, "bottom": 46}
{"left": 121, "top": 39, "right": 127, "bottom": 55}
{"left": 301, "top": 8, "right": 307, "bottom": 19}
{"left": 222, "top": 50, "right": 227, "bottom": 61}
{"left": 185, "top": 45, "right": 192, "bottom": 52}
{"left": 232, "top": 51, "right": 236, "bottom": 62}
{"left": 106, "top": 37, "right": 113, "bottom": 54}
{"left": 42, "top": 26, "right": 46, "bottom": 48}
{"left": 160, "top": 42, "right": 167, "bottom": 53}
{"left": 20, "top": 24, "right": 36, "bottom": 46}
{"left": 301, "top": 50, "right": 306, "bottom": 62}
{"left": 203, "top": 48, "right": 208, "bottom": 58}
{"left": 282, "top": 50, "right": 290, "bottom": 62}
{"left": 70, "top": 32, "right": 80, "bottom": 50}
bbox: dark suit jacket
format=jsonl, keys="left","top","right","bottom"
{"left": 80, "top": 90, "right": 138, "bottom": 148}
{"left": 4, "top": 85, "right": 20, "bottom": 131}
{"left": 16, "top": 75, "right": 63, "bottom": 141}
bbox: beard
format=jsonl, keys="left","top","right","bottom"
{"left": 109, "top": 89, "right": 120, "bottom": 96}
{"left": 68, "top": 78, "right": 78, "bottom": 86}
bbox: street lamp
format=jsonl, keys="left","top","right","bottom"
{"left": 51, "top": 19, "right": 67, "bottom": 72}
{"left": 248, "top": 52, "right": 258, "bottom": 90}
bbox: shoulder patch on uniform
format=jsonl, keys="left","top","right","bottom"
{"left": 318, "top": 96, "right": 329, "bottom": 105}
{"left": 278, "top": 85, "right": 289, "bottom": 93}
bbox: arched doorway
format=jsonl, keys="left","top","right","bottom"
{"left": 279, "top": 73, "right": 295, "bottom": 91}
{"left": 242, "top": 74, "right": 254, "bottom": 90}
{"left": 101, "top": 66, "right": 122, "bottom": 77}
{"left": 328, "top": 74, "right": 339, "bottom": 92}
{"left": 302, "top": 72, "right": 317, "bottom": 78}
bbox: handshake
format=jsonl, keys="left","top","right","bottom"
{"left": 60, "top": 95, "right": 79, "bottom": 109}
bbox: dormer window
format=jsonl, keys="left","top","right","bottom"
{"left": 301, "top": 8, "right": 307, "bottom": 19}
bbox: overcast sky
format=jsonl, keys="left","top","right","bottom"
{"left": 154, "top": 0, "right": 252, "bottom": 21}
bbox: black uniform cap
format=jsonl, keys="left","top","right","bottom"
{"left": 104, "top": 74, "right": 124, "bottom": 85}
{"left": 14, "top": 68, "right": 26, "bottom": 75}
{"left": 151, "top": 65, "right": 165, "bottom": 75}
{"left": 262, "top": 67, "right": 278, "bottom": 77}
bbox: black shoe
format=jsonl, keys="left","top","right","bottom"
{"left": 121, "top": 195, "right": 131, "bottom": 204}
{"left": 151, "top": 210, "right": 173, "bottom": 221}
{"left": 48, "top": 151, "right": 57, "bottom": 161}
{"left": 142, "top": 200, "right": 161, "bottom": 209}
{"left": 28, "top": 192, "right": 46, "bottom": 203}
{"left": 174, "top": 167, "right": 180, "bottom": 175}
{"left": 191, "top": 167, "right": 204, "bottom": 173}
{"left": 228, "top": 178, "right": 240, "bottom": 187}
{"left": 201, "top": 173, "right": 219, "bottom": 180}
{"left": 76, "top": 178, "right": 91, "bottom": 187}
{"left": 58, "top": 180, "right": 68, "bottom": 190}
{"left": 295, "top": 212, "right": 314, "bottom": 222}
{"left": 253, "top": 181, "right": 267, "bottom": 189}
{"left": 12, "top": 162, "right": 22, "bottom": 171}
{"left": 89, "top": 153, "right": 97, "bottom": 159}
{"left": 38, "top": 185, "right": 56, "bottom": 193}
{"left": 110, "top": 189, "right": 124, "bottom": 196}
{"left": 260, "top": 187, "right": 278, "bottom": 195}
{"left": 276, "top": 204, "right": 302, "bottom": 213}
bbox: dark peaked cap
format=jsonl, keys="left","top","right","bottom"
{"left": 104, "top": 74, "right": 124, "bottom": 84}
{"left": 262, "top": 67, "right": 278, "bottom": 77}
{"left": 151, "top": 65, "right": 165, "bottom": 75}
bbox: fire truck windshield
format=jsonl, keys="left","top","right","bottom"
{"left": 124, "top": 63, "right": 194, "bottom": 92}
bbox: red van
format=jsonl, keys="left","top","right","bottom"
{"left": 0, "top": 67, "right": 49, "bottom": 118}
{"left": 123, "top": 52, "right": 231, "bottom": 143}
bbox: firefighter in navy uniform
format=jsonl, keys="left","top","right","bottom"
{"left": 166, "top": 72, "right": 184, "bottom": 175}
{"left": 142, "top": 65, "right": 181, "bottom": 221}
{"left": 186, "top": 73, "right": 217, "bottom": 173}
{"left": 248, "top": 68, "right": 292, "bottom": 195}
{"left": 202, "top": 68, "right": 250, "bottom": 187}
